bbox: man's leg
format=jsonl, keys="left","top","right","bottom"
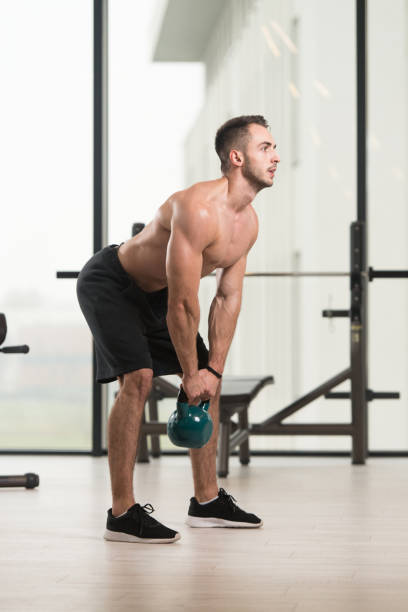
{"left": 108, "top": 368, "right": 153, "bottom": 517}
{"left": 180, "top": 375, "right": 263, "bottom": 529}
{"left": 189, "top": 383, "right": 221, "bottom": 502}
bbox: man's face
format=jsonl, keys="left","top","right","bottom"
{"left": 241, "top": 124, "right": 280, "bottom": 191}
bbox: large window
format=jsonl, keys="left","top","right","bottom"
{"left": 0, "top": 0, "right": 93, "bottom": 450}
{"left": 105, "top": 0, "right": 204, "bottom": 450}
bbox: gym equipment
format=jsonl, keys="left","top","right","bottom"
{"left": 0, "top": 314, "right": 29, "bottom": 354}
{"left": 167, "top": 386, "right": 213, "bottom": 449}
{"left": 0, "top": 313, "right": 39, "bottom": 488}
{"left": 0, "top": 473, "right": 39, "bottom": 488}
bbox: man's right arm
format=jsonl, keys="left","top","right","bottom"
{"left": 165, "top": 197, "right": 216, "bottom": 377}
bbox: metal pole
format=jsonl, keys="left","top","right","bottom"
{"left": 244, "top": 271, "right": 350, "bottom": 277}
{"left": 208, "top": 271, "right": 351, "bottom": 278}
{"left": 93, "top": 0, "right": 109, "bottom": 456}
{"left": 356, "top": 0, "right": 367, "bottom": 225}
{"left": 351, "top": 0, "right": 368, "bottom": 463}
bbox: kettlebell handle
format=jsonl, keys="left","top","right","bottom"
{"left": 178, "top": 385, "right": 209, "bottom": 410}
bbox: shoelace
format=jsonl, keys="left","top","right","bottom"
{"left": 130, "top": 503, "right": 156, "bottom": 536}
{"left": 218, "top": 488, "right": 238, "bottom": 512}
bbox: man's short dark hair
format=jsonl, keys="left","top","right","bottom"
{"left": 215, "top": 115, "right": 269, "bottom": 175}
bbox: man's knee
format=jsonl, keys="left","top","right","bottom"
{"left": 120, "top": 368, "right": 153, "bottom": 397}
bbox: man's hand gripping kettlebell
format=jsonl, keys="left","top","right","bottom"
{"left": 182, "top": 368, "right": 220, "bottom": 405}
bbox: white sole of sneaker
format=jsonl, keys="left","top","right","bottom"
{"left": 104, "top": 529, "right": 181, "bottom": 543}
{"left": 185, "top": 516, "right": 263, "bottom": 528}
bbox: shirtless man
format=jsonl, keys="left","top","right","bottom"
{"left": 76, "top": 115, "right": 280, "bottom": 544}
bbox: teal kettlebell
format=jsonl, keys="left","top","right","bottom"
{"left": 167, "top": 386, "right": 213, "bottom": 449}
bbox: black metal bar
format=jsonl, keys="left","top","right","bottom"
{"left": 327, "top": 391, "right": 400, "bottom": 400}
{"left": 367, "top": 391, "right": 400, "bottom": 400}
{"left": 94, "top": 0, "right": 105, "bottom": 256}
{"left": 93, "top": 0, "right": 102, "bottom": 456}
{"left": 322, "top": 310, "right": 350, "bottom": 318}
{"left": 368, "top": 267, "right": 408, "bottom": 281}
{"left": 356, "top": 0, "right": 367, "bottom": 224}
{"left": 57, "top": 269, "right": 408, "bottom": 283}
{"left": 350, "top": 222, "right": 368, "bottom": 463}
{"left": 244, "top": 272, "right": 350, "bottom": 277}
{"left": 0, "top": 450, "right": 102, "bottom": 455}
{"left": 350, "top": 0, "right": 368, "bottom": 464}
{"left": 92, "top": 0, "right": 108, "bottom": 456}
{"left": 56, "top": 272, "right": 79, "bottom": 279}
{"left": 253, "top": 368, "right": 351, "bottom": 429}
{"left": 59, "top": 270, "right": 351, "bottom": 281}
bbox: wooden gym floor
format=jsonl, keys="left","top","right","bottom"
{"left": 1, "top": 454, "right": 407, "bottom": 611}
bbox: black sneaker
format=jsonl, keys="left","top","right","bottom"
{"left": 186, "top": 488, "right": 263, "bottom": 528}
{"left": 104, "top": 503, "right": 181, "bottom": 544}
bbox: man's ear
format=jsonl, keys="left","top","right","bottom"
{"left": 230, "top": 149, "right": 244, "bottom": 167}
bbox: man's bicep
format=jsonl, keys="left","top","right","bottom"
{"left": 166, "top": 225, "right": 203, "bottom": 305}
{"left": 216, "top": 214, "right": 257, "bottom": 300}
{"left": 215, "top": 254, "right": 247, "bottom": 300}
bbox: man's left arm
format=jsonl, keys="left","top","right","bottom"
{"left": 207, "top": 254, "right": 248, "bottom": 375}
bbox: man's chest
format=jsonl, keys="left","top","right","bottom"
{"left": 203, "top": 215, "right": 254, "bottom": 269}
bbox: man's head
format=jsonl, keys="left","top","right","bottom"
{"left": 214, "top": 115, "right": 280, "bottom": 191}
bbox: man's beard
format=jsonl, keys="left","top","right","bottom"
{"left": 241, "top": 154, "right": 271, "bottom": 192}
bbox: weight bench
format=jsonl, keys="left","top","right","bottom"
{"left": 131, "top": 375, "right": 274, "bottom": 477}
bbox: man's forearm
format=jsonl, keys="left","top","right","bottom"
{"left": 208, "top": 294, "right": 241, "bottom": 373}
{"left": 166, "top": 300, "right": 200, "bottom": 376}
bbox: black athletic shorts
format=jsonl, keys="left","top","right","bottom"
{"left": 76, "top": 243, "right": 209, "bottom": 384}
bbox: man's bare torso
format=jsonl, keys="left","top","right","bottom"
{"left": 117, "top": 177, "right": 258, "bottom": 292}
